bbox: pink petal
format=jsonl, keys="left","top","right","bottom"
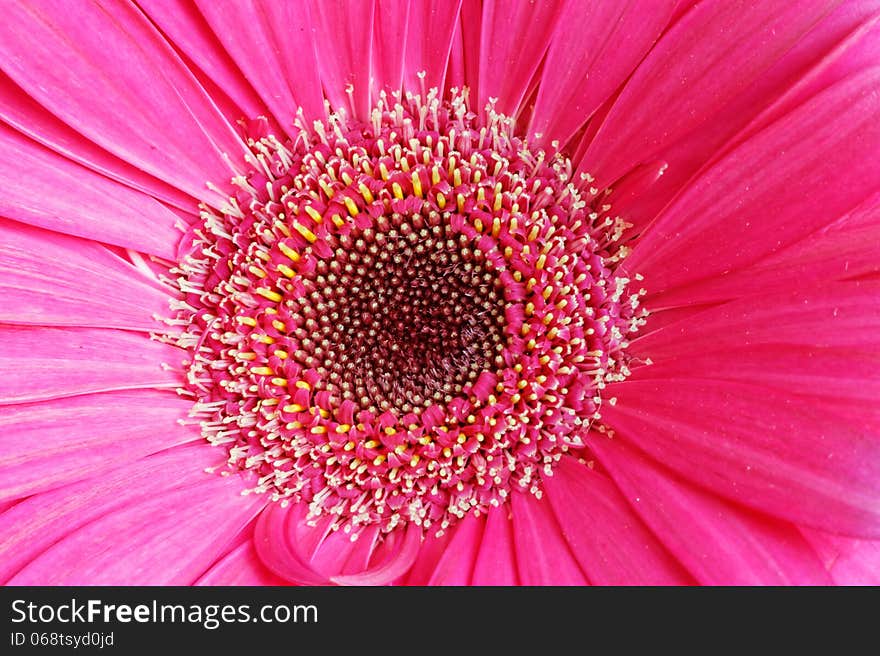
{"left": 9, "top": 471, "right": 263, "bottom": 585}
{"left": 372, "top": 0, "right": 409, "bottom": 94}
{"left": 530, "top": 0, "right": 675, "bottom": 148}
{"left": 0, "top": 0, "right": 246, "bottom": 207}
{"left": 253, "top": 502, "right": 420, "bottom": 585}
{"left": 307, "top": 0, "right": 374, "bottom": 119}
{"left": 801, "top": 528, "right": 880, "bottom": 585}
{"left": 137, "top": 0, "right": 268, "bottom": 121}
{"left": 600, "top": 377, "right": 880, "bottom": 537}
{"left": 542, "top": 457, "right": 691, "bottom": 585}
{"left": 635, "top": 343, "right": 880, "bottom": 407}
{"left": 402, "top": 0, "right": 463, "bottom": 95}
{"left": 332, "top": 525, "right": 422, "bottom": 586}
{"left": 591, "top": 438, "right": 830, "bottom": 585}
{"left": 0, "top": 124, "right": 183, "bottom": 258}
{"left": 424, "top": 513, "right": 484, "bottom": 585}
{"left": 0, "top": 220, "right": 172, "bottom": 330}
{"left": 0, "top": 444, "right": 226, "bottom": 583}
{"left": 0, "top": 73, "right": 195, "bottom": 212}
{"left": 195, "top": 1, "right": 324, "bottom": 126}
{"left": 0, "top": 326, "right": 182, "bottom": 405}
{"left": 630, "top": 283, "right": 880, "bottom": 405}
{"left": 253, "top": 503, "right": 330, "bottom": 585}
{"left": 605, "top": 2, "right": 880, "bottom": 231}
{"left": 403, "top": 527, "right": 453, "bottom": 585}
{"left": 471, "top": 504, "right": 518, "bottom": 585}
{"left": 580, "top": 0, "right": 837, "bottom": 187}
{"left": 643, "top": 192, "right": 880, "bottom": 308}
{"left": 197, "top": 540, "right": 288, "bottom": 586}
{"left": 476, "top": 0, "right": 563, "bottom": 117}
{"left": 624, "top": 68, "right": 880, "bottom": 302}
{"left": 510, "top": 490, "right": 588, "bottom": 585}
{"left": 632, "top": 282, "right": 880, "bottom": 359}
{"left": 0, "top": 390, "right": 199, "bottom": 501}
{"left": 450, "top": 0, "right": 483, "bottom": 93}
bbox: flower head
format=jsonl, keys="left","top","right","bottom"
{"left": 0, "top": 0, "right": 878, "bottom": 585}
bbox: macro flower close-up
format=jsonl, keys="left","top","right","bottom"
{"left": 0, "top": 0, "right": 878, "bottom": 586}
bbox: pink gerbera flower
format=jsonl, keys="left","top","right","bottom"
{"left": 0, "top": 0, "right": 878, "bottom": 586}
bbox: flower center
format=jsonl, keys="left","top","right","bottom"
{"left": 174, "top": 89, "right": 643, "bottom": 534}
{"left": 299, "top": 221, "right": 508, "bottom": 416}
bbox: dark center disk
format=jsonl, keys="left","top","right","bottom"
{"left": 290, "top": 219, "right": 507, "bottom": 416}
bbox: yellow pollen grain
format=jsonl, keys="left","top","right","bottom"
{"left": 436, "top": 192, "right": 446, "bottom": 209}
{"left": 237, "top": 316, "right": 257, "bottom": 327}
{"left": 337, "top": 424, "right": 351, "bottom": 433}
{"left": 491, "top": 216, "right": 501, "bottom": 237}
{"left": 410, "top": 455, "right": 420, "bottom": 466}
{"left": 344, "top": 441, "right": 356, "bottom": 451}
{"left": 453, "top": 168, "right": 462, "bottom": 187}
{"left": 295, "top": 380, "right": 311, "bottom": 391}
{"left": 411, "top": 171, "right": 423, "bottom": 197}
{"left": 251, "top": 366, "right": 274, "bottom": 376}
{"left": 293, "top": 222, "right": 317, "bottom": 243}
{"left": 431, "top": 165, "right": 440, "bottom": 185}
{"left": 318, "top": 179, "right": 334, "bottom": 198}
{"left": 473, "top": 170, "right": 482, "bottom": 183}
{"left": 277, "top": 264, "right": 296, "bottom": 278}
{"left": 359, "top": 183, "right": 374, "bottom": 203}
{"left": 248, "top": 265, "right": 267, "bottom": 279}
{"left": 278, "top": 242, "right": 301, "bottom": 262}
{"left": 256, "top": 288, "right": 283, "bottom": 302}
{"left": 392, "top": 182, "right": 404, "bottom": 199}
{"left": 384, "top": 427, "right": 397, "bottom": 436}
{"left": 283, "top": 403, "right": 304, "bottom": 413}
{"left": 344, "top": 197, "right": 360, "bottom": 216}
{"left": 310, "top": 426, "right": 327, "bottom": 435}
{"left": 273, "top": 349, "right": 288, "bottom": 359}
{"left": 373, "top": 455, "right": 386, "bottom": 466}
{"left": 542, "top": 312, "right": 554, "bottom": 325}
{"left": 379, "top": 162, "right": 390, "bottom": 180}
{"left": 364, "top": 440, "right": 379, "bottom": 449}
{"left": 255, "top": 334, "right": 275, "bottom": 344}
{"left": 271, "top": 377, "right": 288, "bottom": 387}
{"left": 304, "top": 205, "right": 323, "bottom": 223}
{"left": 271, "top": 319, "right": 287, "bottom": 332}
{"left": 543, "top": 285, "right": 554, "bottom": 300}
{"left": 457, "top": 193, "right": 465, "bottom": 212}
{"left": 474, "top": 217, "right": 484, "bottom": 233}
{"left": 331, "top": 213, "right": 345, "bottom": 227}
